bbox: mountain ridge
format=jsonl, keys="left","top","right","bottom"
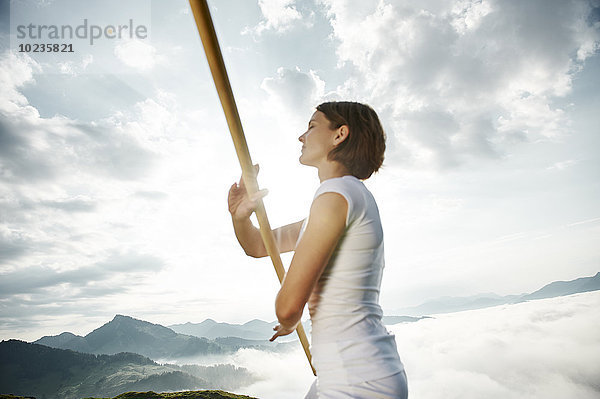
{"left": 520, "top": 272, "right": 600, "bottom": 301}
{"left": 34, "top": 315, "right": 283, "bottom": 361}
{"left": 171, "top": 273, "right": 600, "bottom": 335}
{"left": 33, "top": 272, "right": 600, "bottom": 354}
{"left": 33, "top": 314, "right": 284, "bottom": 359}
{"left": 169, "top": 319, "right": 278, "bottom": 341}
{"left": 392, "top": 271, "right": 600, "bottom": 317}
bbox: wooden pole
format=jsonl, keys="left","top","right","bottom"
{"left": 189, "top": 0, "right": 316, "bottom": 376}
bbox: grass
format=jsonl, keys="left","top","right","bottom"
{"left": 82, "top": 390, "right": 258, "bottom": 399}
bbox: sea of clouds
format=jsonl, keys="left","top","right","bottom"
{"left": 226, "top": 291, "right": 600, "bottom": 399}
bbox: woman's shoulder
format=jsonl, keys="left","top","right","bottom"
{"left": 314, "top": 176, "right": 370, "bottom": 222}
{"left": 316, "top": 175, "right": 363, "bottom": 195}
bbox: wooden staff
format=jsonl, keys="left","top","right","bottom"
{"left": 189, "top": 0, "right": 316, "bottom": 376}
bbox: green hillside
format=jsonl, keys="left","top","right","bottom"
{"left": 0, "top": 340, "right": 257, "bottom": 399}
{"left": 85, "top": 390, "right": 257, "bottom": 398}
{"left": 1, "top": 391, "right": 257, "bottom": 399}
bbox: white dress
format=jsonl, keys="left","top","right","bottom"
{"left": 300, "top": 175, "right": 407, "bottom": 398}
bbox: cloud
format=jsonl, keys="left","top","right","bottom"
{"left": 0, "top": 51, "right": 158, "bottom": 182}
{"left": 252, "top": 0, "right": 304, "bottom": 34}
{"left": 114, "top": 39, "right": 159, "bottom": 71}
{"left": 57, "top": 54, "right": 94, "bottom": 76}
{"left": 0, "top": 52, "right": 41, "bottom": 112}
{"left": 229, "top": 347, "right": 316, "bottom": 399}
{"left": 0, "top": 227, "right": 30, "bottom": 263}
{"left": 261, "top": 66, "right": 327, "bottom": 117}
{"left": 39, "top": 197, "right": 97, "bottom": 212}
{"left": 0, "top": 50, "right": 180, "bottom": 339}
{"left": 0, "top": 118, "right": 57, "bottom": 182}
{"left": 387, "top": 292, "right": 600, "bottom": 398}
{"left": 134, "top": 190, "right": 169, "bottom": 200}
{"left": 0, "top": 252, "right": 165, "bottom": 295}
{"left": 547, "top": 159, "right": 578, "bottom": 170}
{"left": 226, "top": 292, "right": 600, "bottom": 399}
{"left": 319, "top": 0, "right": 600, "bottom": 169}
{"left": 0, "top": 250, "right": 166, "bottom": 339}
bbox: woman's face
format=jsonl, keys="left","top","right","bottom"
{"left": 298, "top": 111, "right": 337, "bottom": 167}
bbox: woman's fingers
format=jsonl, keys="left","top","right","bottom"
{"left": 228, "top": 185, "right": 269, "bottom": 219}
{"left": 228, "top": 165, "right": 267, "bottom": 218}
{"left": 238, "top": 164, "right": 260, "bottom": 188}
{"left": 251, "top": 188, "right": 269, "bottom": 202}
{"left": 269, "top": 323, "right": 295, "bottom": 342}
{"left": 270, "top": 324, "right": 281, "bottom": 342}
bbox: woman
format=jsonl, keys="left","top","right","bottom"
{"left": 228, "top": 102, "right": 408, "bottom": 398}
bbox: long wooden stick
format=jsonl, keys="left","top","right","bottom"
{"left": 189, "top": 0, "right": 315, "bottom": 376}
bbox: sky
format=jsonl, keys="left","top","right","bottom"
{"left": 0, "top": 0, "right": 599, "bottom": 342}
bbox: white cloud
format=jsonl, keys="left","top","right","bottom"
{"left": 114, "top": 39, "right": 158, "bottom": 71}
{"left": 57, "top": 54, "right": 94, "bottom": 76}
{"left": 253, "top": 0, "right": 304, "bottom": 34}
{"left": 228, "top": 292, "right": 600, "bottom": 399}
{"left": 319, "top": 0, "right": 600, "bottom": 169}
{"left": 0, "top": 46, "right": 272, "bottom": 341}
{"left": 0, "top": 52, "right": 41, "bottom": 114}
{"left": 547, "top": 159, "right": 578, "bottom": 171}
{"left": 450, "top": 0, "right": 493, "bottom": 34}
{"left": 261, "top": 66, "right": 327, "bottom": 118}
{"left": 0, "top": 50, "right": 182, "bottom": 338}
{"left": 388, "top": 292, "right": 600, "bottom": 398}
{"left": 232, "top": 347, "right": 315, "bottom": 399}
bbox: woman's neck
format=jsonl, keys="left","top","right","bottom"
{"left": 317, "top": 161, "right": 352, "bottom": 183}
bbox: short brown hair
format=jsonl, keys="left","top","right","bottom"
{"left": 316, "top": 101, "right": 386, "bottom": 180}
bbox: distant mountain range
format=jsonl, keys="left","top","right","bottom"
{"left": 169, "top": 316, "right": 427, "bottom": 339}
{"left": 170, "top": 273, "right": 600, "bottom": 336}
{"left": 0, "top": 340, "right": 257, "bottom": 399}
{"left": 169, "top": 318, "right": 278, "bottom": 341}
{"left": 392, "top": 272, "right": 600, "bottom": 317}
{"left": 35, "top": 315, "right": 288, "bottom": 361}
{"left": 31, "top": 273, "right": 600, "bottom": 360}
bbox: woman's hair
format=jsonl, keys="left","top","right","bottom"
{"left": 316, "top": 101, "right": 386, "bottom": 180}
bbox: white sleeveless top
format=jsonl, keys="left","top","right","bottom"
{"left": 299, "top": 175, "right": 404, "bottom": 387}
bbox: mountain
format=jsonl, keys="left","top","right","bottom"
{"left": 36, "top": 315, "right": 225, "bottom": 360}
{"left": 521, "top": 272, "right": 600, "bottom": 301}
{"left": 382, "top": 315, "right": 431, "bottom": 325}
{"left": 0, "top": 340, "right": 196, "bottom": 399}
{"left": 392, "top": 293, "right": 521, "bottom": 317}
{"left": 35, "top": 331, "right": 93, "bottom": 352}
{"left": 169, "top": 318, "right": 278, "bottom": 340}
{"left": 392, "top": 272, "right": 600, "bottom": 316}
{"left": 35, "top": 315, "right": 289, "bottom": 361}
{"left": 169, "top": 319, "right": 311, "bottom": 344}
{"left": 0, "top": 340, "right": 257, "bottom": 399}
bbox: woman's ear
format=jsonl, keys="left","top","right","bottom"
{"left": 333, "top": 125, "right": 349, "bottom": 146}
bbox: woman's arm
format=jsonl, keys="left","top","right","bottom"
{"left": 228, "top": 168, "right": 304, "bottom": 257}
{"left": 270, "top": 192, "right": 348, "bottom": 341}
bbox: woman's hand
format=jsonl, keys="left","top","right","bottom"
{"left": 269, "top": 322, "right": 298, "bottom": 342}
{"left": 228, "top": 164, "right": 268, "bottom": 221}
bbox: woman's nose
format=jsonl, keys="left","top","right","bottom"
{"left": 298, "top": 133, "right": 305, "bottom": 142}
